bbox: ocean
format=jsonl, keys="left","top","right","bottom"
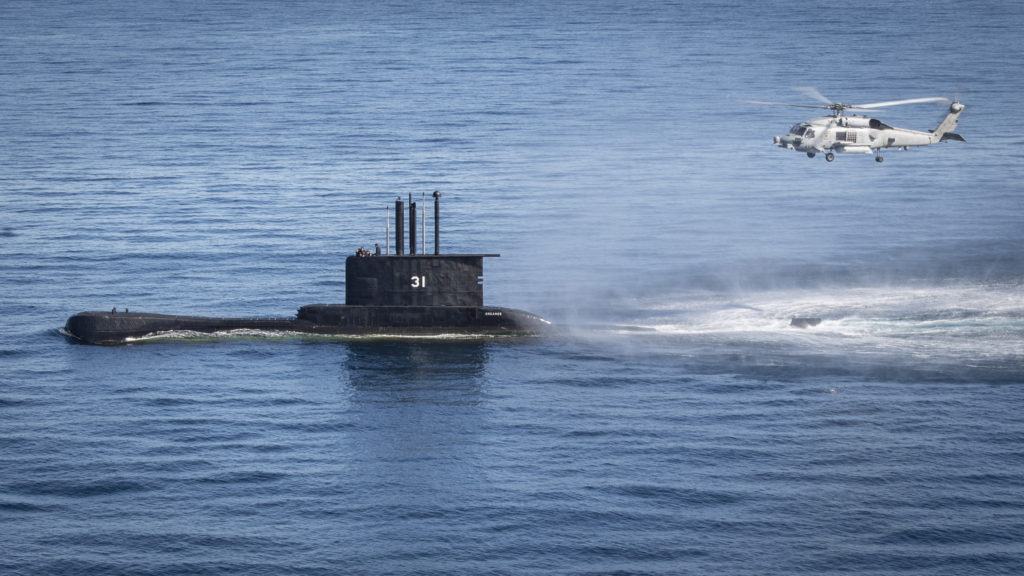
{"left": 2, "top": 0, "right": 1023, "bottom": 574}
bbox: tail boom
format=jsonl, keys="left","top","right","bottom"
{"left": 930, "top": 101, "right": 965, "bottom": 143}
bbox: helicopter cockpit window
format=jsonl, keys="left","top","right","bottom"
{"left": 805, "top": 128, "right": 815, "bottom": 138}
{"left": 790, "top": 124, "right": 807, "bottom": 136}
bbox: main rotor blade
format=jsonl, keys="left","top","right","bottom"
{"left": 734, "top": 99, "right": 827, "bottom": 109}
{"left": 852, "top": 97, "right": 951, "bottom": 109}
{"left": 793, "top": 86, "right": 833, "bottom": 104}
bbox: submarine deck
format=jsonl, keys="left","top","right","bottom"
{"left": 64, "top": 305, "right": 551, "bottom": 345}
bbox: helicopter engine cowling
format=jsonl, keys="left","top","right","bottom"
{"left": 843, "top": 117, "right": 873, "bottom": 128}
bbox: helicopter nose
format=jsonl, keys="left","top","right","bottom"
{"left": 774, "top": 136, "right": 782, "bottom": 146}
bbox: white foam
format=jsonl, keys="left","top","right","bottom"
{"left": 618, "top": 283, "right": 1024, "bottom": 361}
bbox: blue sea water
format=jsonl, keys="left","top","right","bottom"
{"left": 2, "top": 0, "right": 1024, "bottom": 574}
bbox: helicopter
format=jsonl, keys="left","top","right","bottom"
{"left": 739, "top": 87, "right": 965, "bottom": 162}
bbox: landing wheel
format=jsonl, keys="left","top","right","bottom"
{"left": 806, "top": 152, "right": 816, "bottom": 159}
{"left": 875, "top": 155, "right": 884, "bottom": 163}
{"left": 825, "top": 153, "right": 835, "bottom": 162}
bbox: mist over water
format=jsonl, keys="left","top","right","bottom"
{"left": 2, "top": 0, "right": 1023, "bottom": 574}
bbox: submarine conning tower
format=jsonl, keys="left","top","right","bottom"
{"left": 345, "top": 192, "right": 498, "bottom": 307}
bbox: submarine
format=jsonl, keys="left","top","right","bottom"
{"left": 63, "top": 193, "right": 551, "bottom": 345}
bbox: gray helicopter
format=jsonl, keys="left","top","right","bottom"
{"left": 740, "top": 87, "right": 965, "bottom": 162}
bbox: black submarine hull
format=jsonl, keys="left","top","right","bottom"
{"left": 64, "top": 195, "right": 552, "bottom": 346}
{"left": 63, "top": 304, "right": 550, "bottom": 345}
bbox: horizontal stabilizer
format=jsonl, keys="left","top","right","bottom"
{"left": 940, "top": 132, "right": 965, "bottom": 142}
